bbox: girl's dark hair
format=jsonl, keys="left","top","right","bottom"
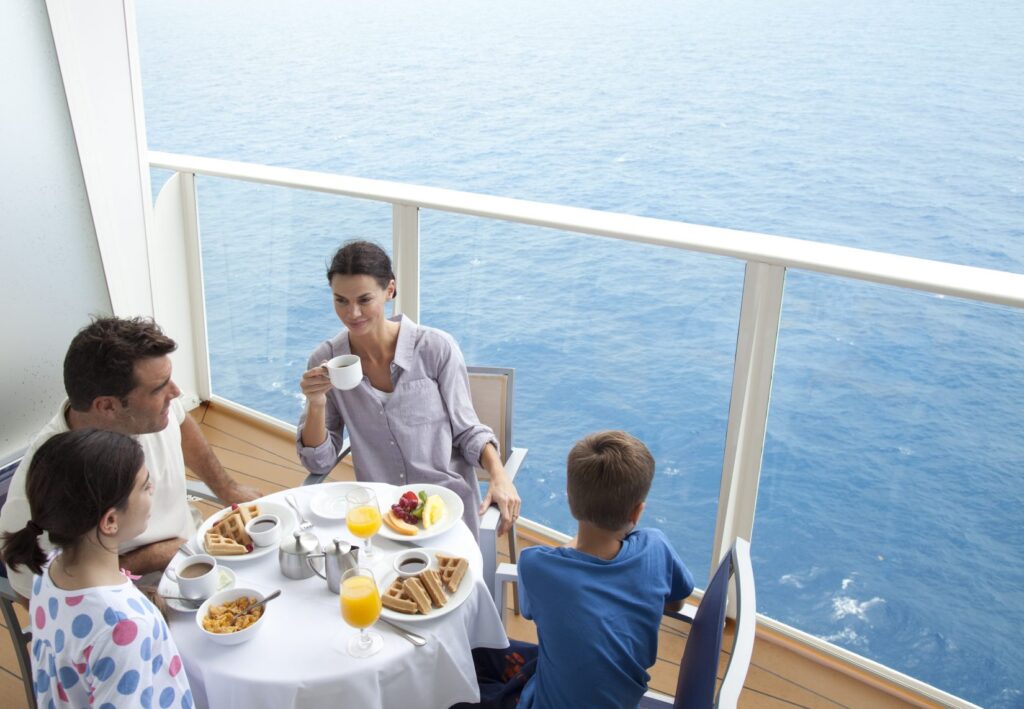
{"left": 326, "top": 240, "right": 397, "bottom": 296}
{"left": 0, "top": 429, "right": 144, "bottom": 575}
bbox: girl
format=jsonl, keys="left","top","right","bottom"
{"left": 1, "top": 429, "right": 193, "bottom": 708}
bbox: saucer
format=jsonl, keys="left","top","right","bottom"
{"left": 161, "top": 567, "right": 236, "bottom": 613}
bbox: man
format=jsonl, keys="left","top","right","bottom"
{"left": 0, "top": 316, "right": 260, "bottom": 600}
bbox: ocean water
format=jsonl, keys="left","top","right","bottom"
{"left": 138, "top": 1, "right": 1024, "bottom": 705}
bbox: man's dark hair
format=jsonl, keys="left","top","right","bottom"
{"left": 64, "top": 316, "right": 177, "bottom": 411}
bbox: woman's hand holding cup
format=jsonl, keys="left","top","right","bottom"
{"left": 300, "top": 361, "right": 334, "bottom": 405}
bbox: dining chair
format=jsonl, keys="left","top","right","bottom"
{"left": 0, "top": 572, "right": 36, "bottom": 709}
{"left": 494, "top": 537, "right": 756, "bottom": 709}
{"left": 465, "top": 366, "right": 527, "bottom": 612}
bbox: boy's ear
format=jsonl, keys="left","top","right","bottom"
{"left": 629, "top": 501, "right": 645, "bottom": 526}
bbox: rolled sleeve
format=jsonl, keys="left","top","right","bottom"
{"left": 296, "top": 342, "right": 348, "bottom": 475}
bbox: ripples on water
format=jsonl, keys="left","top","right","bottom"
{"left": 139, "top": 1, "right": 1023, "bottom": 704}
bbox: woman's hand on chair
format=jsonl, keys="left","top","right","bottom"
{"left": 480, "top": 476, "right": 521, "bottom": 537}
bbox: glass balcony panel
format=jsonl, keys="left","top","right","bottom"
{"left": 421, "top": 212, "right": 744, "bottom": 583}
{"left": 192, "top": 176, "right": 392, "bottom": 422}
{"left": 758, "top": 271, "right": 1023, "bottom": 707}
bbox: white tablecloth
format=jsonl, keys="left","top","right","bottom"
{"left": 168, "top": 483, "right": 509, "bottom": 709}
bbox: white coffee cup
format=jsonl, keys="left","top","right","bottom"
{"left": 324, "top": 354, "right": 362, "bottom": 390}
{"left": 167, "top": 554, "right": 220, "bottom": 600}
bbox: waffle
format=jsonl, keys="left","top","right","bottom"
{"left": 236, "top": 503, "right": 260, "bottom": 527}
{"left": 436, "top": 554, "right": 469, "bottom": 593}
{"left": 404, "top": 578, "right": 432, "bottom": 614}
{"left": 420, "top": 569, "right": 447, "bottom": 608}
{"left": 381, "top": 579, "right": 418, "bottom": 614}
{"left": 204, "top": 531, "right": 250, "bottom": 555}
{"left": 214, "top": 511, "right": 252, "bottom": 547}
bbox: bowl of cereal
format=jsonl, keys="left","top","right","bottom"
{"left": 195, "top": 587, "right": 270, "bottom": 645}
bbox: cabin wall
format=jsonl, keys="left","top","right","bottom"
{"left": 0, "top": 0, "right": 112, "bottom": 466}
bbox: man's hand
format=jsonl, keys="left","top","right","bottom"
{"left": 219, "top": 483, "right": 263, "bottom": 504}
{"left": 118, "top": 537, "right": 188, "bottom": 577}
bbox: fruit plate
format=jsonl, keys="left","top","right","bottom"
{"left": 373, "top": 547, "right": 475, "bottom": 623}
{"left": 193, "top": 500, "right": 295, "bottom": 562}
{"left": 158, "top": 567, "right": 236, "bottom": 613}
{"left": 377, "top": 484, "right": 464, "bottom": 542}
{"left": 308, "top": 482, "right": 365, "bottom": 520}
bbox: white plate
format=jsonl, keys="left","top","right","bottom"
{"left": 374, "top": 548, "right": 474, "bottom": 623}
{"left": 308, "top": 482, "right": 364, "bottom": 520}
{"left": 159, "top": 567, "right": 236, "bottom": 613}
{"left": 376, "top": 484, "right": 464, "bottom": 542}
{"left": 194, "top": 500, "right": 296, "bottom": 562}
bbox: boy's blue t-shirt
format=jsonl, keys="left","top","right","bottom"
{"left": 518, "top": 528, "right": 694, "bottom": 709}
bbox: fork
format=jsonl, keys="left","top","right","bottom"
{"left": 286, "top": 495, "right": 313, "bottom": 531}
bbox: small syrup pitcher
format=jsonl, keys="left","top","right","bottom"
{"left": 310, "top": 538, "right": 360, "bottom": 593}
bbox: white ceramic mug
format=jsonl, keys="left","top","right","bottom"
{"left": 167, "top": 554, "right": 219, "bottom": 599}
{"left": 324, "top": 354, "right": 362, "bottom": 390}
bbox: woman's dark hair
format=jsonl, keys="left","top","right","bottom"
{"left": 326, "top": 240, "right": 397, "bottom": 296}
{"left": 0, "top": 429, "right": 144, "bottom": 575}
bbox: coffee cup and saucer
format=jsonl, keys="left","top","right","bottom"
{"left": 160, "top": 553, "right": 237, "bottom": 613}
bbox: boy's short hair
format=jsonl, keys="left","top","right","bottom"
{"left": 64, "top": 316, "right": 177, "bottom": 411}
{"left": 566, "top": 430, "right": 655, "bottom": 531}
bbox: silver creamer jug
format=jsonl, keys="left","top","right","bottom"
{"left": 310, "top": 538, "right": 359, "bottom": 593}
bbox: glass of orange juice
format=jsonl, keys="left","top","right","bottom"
{"left": 346, "top": 487, "right": 382, "bottom": 558}
{"left": 340, "top": 567, "right": 383, "bottom": 657}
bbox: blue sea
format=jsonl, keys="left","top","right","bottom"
{"left": 138, "top": 1, "right": 1024, "bottom": 705}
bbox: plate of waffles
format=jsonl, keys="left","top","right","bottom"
{"left": 377, "top": 484, "right": 464, "bottom": 542}
{"left": 193, "top": 501, "right": 296, "bottom": 562}
{"left": 375, "top": 549, "right": 475, "bottom": 622}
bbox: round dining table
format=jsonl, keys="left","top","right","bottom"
{"left": 166, "top": 482, "right": 509, "bottom": 709}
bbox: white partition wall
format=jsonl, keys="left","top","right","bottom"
{"left": 0, "top": 0, "right": 166, "bottom": 465}
{"left": 0, "top": 0, "right": 112, "bottom": 466}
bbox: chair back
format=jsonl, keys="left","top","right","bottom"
{"left": 467, "top": 367, "right": 515, "bottom": 475}
{"left": 1, "top": 573, "right": 37, "bottom": 709}
{"left": 674, "top": 537, "right": 756, "bottom": 709}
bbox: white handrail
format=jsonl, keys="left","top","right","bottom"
{"left": 149, "top": 150, "right": 1024, "bottom": 310}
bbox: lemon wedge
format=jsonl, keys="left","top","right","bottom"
{"left": 422, "top": 494, "right": 445, "bottom": 529}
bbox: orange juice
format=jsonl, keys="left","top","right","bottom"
{"left": 347, "top": 505, "right": 382, "bottom": 539}
{"left": 341, "top": 575, "right": 382, "bottom": 629}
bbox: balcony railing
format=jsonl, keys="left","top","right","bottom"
{"left": 149, "top": 150, "right": 1021, "bottom": 708}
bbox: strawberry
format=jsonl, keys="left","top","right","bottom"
{"left": 401, "top": 491, "right": 419, "bottom": 505}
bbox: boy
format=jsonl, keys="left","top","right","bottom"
{"left": 517, "top": 430, "right": 694, "bottom": 708}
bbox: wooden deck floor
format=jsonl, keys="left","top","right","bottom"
{"left": 0, "top": 402, "right": 939, "bottom": 708}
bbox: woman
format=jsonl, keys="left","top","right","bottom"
{"left": 0, "top": 429, "right": 193, "bottom": 708}
{"left": 297, "top": 240, "right": 520, "bottom": 539}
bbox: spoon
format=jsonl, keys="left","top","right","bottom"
{"left": 160, "top": 595, "right": 204, "bottom": 609}
{"left": 232, "top": 589, "right": 282, "bottom": 619}
{"left": 377, "top": 617, "right": 427, "bottom": 646}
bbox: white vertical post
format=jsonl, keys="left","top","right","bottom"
{"left": 151, "top": 172, "right": 212, "bottom": 406}
{"left": 392, "top": 204, "right": 420, "bottom": 322}
{"left": 711, "top": 261, "right": 786, "bottom": 574}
